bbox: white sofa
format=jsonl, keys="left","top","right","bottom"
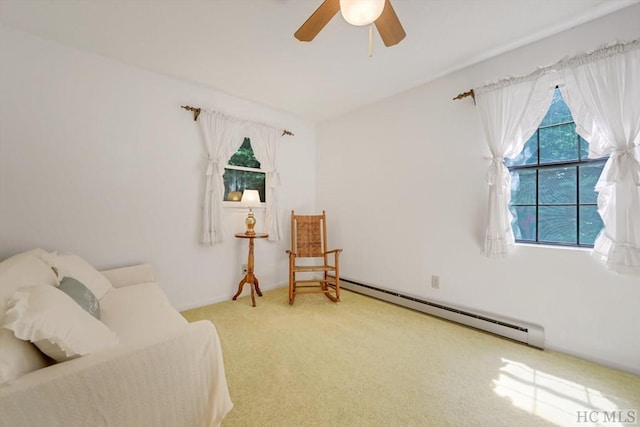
{"left": 0, "top": 249, "right": 233, "bottom": 427}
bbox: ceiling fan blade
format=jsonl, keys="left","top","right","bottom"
{"left": 294, "top": 0, "right": 341, "bottom": 42}
{"left": 374, "top": 0, "right": 406, "bottom": 47}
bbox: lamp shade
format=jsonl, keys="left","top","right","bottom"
{"left": 340, "top": 0, "right": 385, "bottom": 26}
{"left": 240, "top": 190, "right": 261, "bottom": 208}
{"left": 228, "top": 191, "right": 242, "bottom": 201}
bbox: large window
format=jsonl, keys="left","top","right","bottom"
{"left": 506, "top": 88, "right": 606, "bottom": 247}
{"left": 223, "top": 138, "right": 265, "bottom": 202}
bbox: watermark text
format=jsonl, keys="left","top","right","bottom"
{"left": 576, "top": 410, "right": 638, "bottom": 424}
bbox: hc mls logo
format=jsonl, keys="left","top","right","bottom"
{"left": 576, "top": 410, "right": 638, "bottom": 424}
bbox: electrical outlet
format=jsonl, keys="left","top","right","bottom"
{"left": 242, "top": 264, "right": 248, "bottom": 274}
{"left": 431, "top": 275, "right": 440, "bottom": 289}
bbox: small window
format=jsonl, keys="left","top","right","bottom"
{"left": 223, "top": 138, "right": 265, "bottom": 202}
{"left": 506, "top": 88, "right": 606, "bottom": 247}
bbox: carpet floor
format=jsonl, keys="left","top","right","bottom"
{"left": 182, "top": 287, "right": 639, "bottom": 427}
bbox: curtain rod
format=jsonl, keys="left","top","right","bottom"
{"left": 453, "top": 39, "right": 639, "bottom": 106}
{"left": 453, "top": 89, "right": 475, "bottom": 104}
{"left": 181, "top": 105, "right": 294, "bottom": 136}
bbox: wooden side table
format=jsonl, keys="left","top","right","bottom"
{"left": 233, "top": 233, "right": 268, "bottom": 307}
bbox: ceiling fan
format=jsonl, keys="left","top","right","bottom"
{"left": 294, "top": 0, "right": 406, "bottom": 47}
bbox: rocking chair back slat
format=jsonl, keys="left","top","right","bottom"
{"left": 294, "top": 215, "right": 325, "bottom": 258}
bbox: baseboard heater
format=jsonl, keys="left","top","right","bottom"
{"left": 339, "top": 277, "right": 544, "bottom": 349}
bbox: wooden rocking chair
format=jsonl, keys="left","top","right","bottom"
{"left": 286, "top": 211, "right": 342, "bottom": 305}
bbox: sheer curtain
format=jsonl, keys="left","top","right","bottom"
{"left": 197, "top": 111, "right": 243, "bottom": 245}
{"left": 475, "top": 73, "right": 555, "bottom": 257}
{"left": 560, "top": 40, "right": 640, "bottom": 274}
{"left": 245, "top": 123, "right": 283, "bottom": 241}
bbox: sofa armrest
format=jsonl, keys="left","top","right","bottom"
{"left": 0, "top": 320, "right": 233, "bottom": 427}
{"left": 100, "top": 263, "right": 156, "bottom": 288}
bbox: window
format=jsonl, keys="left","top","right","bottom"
{"left": 506, "top": 88, "right": 606, "bottom": 247}
{"left": 223, "top": 138, "right": 265, "bottom": 203}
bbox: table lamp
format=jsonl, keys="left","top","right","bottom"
{"left": 241, "top": 190, "right": 261, "bottom": 235}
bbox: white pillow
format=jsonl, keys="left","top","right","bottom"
{"left": 3, "top": 285, "right": 119, "bottom": 362}
{"left": 0, "top": 248, "right": 57, "bottom": 317}
{"left": 49, "top": 253, "right": 113, "bottom": 300}
{"left": 0, "top": 249, "right": 57, "bottom": 384}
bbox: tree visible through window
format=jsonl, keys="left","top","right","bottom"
{"left": 223, "top": 138, "right": 265, "bottom": 202}
{"left": 506, "top": 88, "right": 606, "bottom": 247}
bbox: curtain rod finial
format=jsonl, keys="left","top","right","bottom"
{"left": 181, "top": 105, "right": 201, "bottom": 121}
{"left": 453, "top": 89, "right": 476, "bottom": 105}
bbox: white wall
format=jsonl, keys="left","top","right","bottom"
{"left": 0, "top": 25, "right": 316, "bottom": 310}
{"left": 317, "top": 5, "right": 640, "bottom": 374}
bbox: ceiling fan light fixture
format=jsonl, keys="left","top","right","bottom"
{"left": 339, "top": 0, "right": 385, "bottom": 26}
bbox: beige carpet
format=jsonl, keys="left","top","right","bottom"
{"left": 182, "top": 287, "right": 639, "bottom": 427}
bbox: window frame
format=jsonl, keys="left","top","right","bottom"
{"left": 506, "top": 91, "right": 607, "bottom": 248}
{"left": 222, "top": 138, "right": 267, "bottom": 208}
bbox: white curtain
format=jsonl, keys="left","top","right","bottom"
{"left": 197, "top": 111, "right": 243, "bottom": 245}
{"left": 245, "top": 123, "right": 283, "bottom": 241}
{"left": 559, "top": 40, "right": 640, "bottom": 274}
{"left": 475, "top": 73, "right": 555, "bottom": 257}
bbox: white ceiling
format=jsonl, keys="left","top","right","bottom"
{"left": 1, "top": 0, "right": 638, "bottom": 122}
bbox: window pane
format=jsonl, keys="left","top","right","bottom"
{"left": 579, "top": 163, "right": 604, "bottom": 204}
{"left": 505, "top": 134, "right": 538, "bottom": 167}
{"left": 539, "top": 206, "right": 577, "bottom": 244}
{"left": 510, "top": 206, "right": 536, "bottom": 241}
{"left": 579, "top": 137, "right": 590, "bottom": 160}
{"left": 223, "top": 169, "right": 265, "bottom": 202}
{"left": 540, "top": 88, "right": 573, "bottom": 127}
{"left": 539, "top": 123, "right": 579, "bottom": 163}
{"left": 228, "top": 138, "right": 261, "bottom": 168}
{"left": 579, "top": 206, "right": 603, "bottom": 246}
{"left": 510, "top": 169, "right": 536, "bottom": 204}
{"left": 539, "top": 167, "right": 576, "bottom": 204}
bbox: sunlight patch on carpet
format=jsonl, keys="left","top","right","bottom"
{"left": 493, "top": 358, "right": 632, "bottom": 426}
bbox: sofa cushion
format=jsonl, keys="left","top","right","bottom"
{"left": 100, "top": 264, "right": 156, "bottom": 289}
{"left": 0, "top": 329, "right": 50, "bottom": 386}
{"left": 0, "top": 249, "right": 57, "bottom": 385}
{"left": 100, "top": 282, "right": 187, "bottom": 345}
{"left": 49, "top": 253, "right": 113, "bottom": 300}
{"left": 58, "top": 277, "right": 100, "bottom": 319}
{"left": 3, "top": 284, "right": 119, "bottom": 362}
